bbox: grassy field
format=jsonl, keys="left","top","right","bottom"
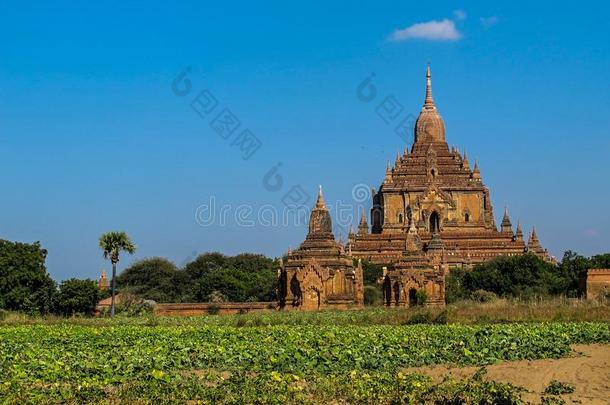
{"left": 2, "top": 297, "right": 608, "bottom": 327}
{"left": 1, "top": 301, "right": 609, "bottom": 404}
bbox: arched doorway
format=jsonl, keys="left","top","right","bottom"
{"left": 408, "top": 288, "right": 417, "bottom": 307}
{"left": 393, "top": 282, "right": 401, "bottom": 306}
{"left": 302, "top": 288, "right": 321, "bottom": 310}
{"left": 383, "top": 276, "right": 391, "bottom": 306}
{"left": 429, "top": 211, "right": 440, "bottom": 233}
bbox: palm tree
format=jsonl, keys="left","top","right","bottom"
{"left": 99, "top": 231, "right": 136, "bottom": 316}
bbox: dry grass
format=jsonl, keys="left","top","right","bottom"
{"left": 448, "top": 296, "right": 610, "bottom": 324}
{"left": 1, "top": 297, "right": 608, "bottom": 327}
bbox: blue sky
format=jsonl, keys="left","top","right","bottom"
{"left": 1, "top": 1, "right": 609, "bottom": 281}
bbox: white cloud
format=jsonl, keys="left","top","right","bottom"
{"left": 480, "top": 16, "right": 498, "bottom": 28}
{"left": 453, "top": 9, "right": 467, "bottom": 21}
{"left": 389, "top": 19, "right": 461, "bottom": 41}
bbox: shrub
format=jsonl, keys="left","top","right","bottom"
{"left": 415, "top": 290, "right": 427, "bottom": 306}
{"left": 407, "top": 311, "right": 433, "bottom": 324}
{"left": 597, "top": 288, "right": 610, "bottom": 304}
{"left": 207, "top": 304, "right": 221, "bottom": 315}
{"left": 471, "top": 289, "right": 497, "bottom": 303}
{"left": 545, "top": 380, "right": 575, "bottom": 395}
{"left": 100, "top": 293, "right": 153, "bottom": 317}
{"left": 364, "top": 285, "right": 382, "bottom": 306}
{"left": 56, "top": 279, "right": 101, "bottom": 316}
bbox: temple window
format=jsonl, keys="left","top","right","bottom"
{"left": 465, "top": 213, "right": 470, "bottom": 222}
{"left": 398, "top": 213, "right": 403, "bottom": 223}
{"left": 429, "top": 211, "right": 440, "bottom": 233}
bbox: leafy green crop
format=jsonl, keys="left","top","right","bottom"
{"left": 0, "top": 322, "right": 608, "bottom": 403}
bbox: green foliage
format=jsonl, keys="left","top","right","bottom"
{"left": 364, "top": 285, "right": 382, "bottom": 306}
{"left": 186, "top": 253, "right": 278, "bottom": 302}
{"left": 470, "top": 289, "right": 498, "bottom": 303}
{"left": 447, "top": 251, "right": 610, "bottom": 303}
{"left": 466, "top": 254, "right": 562, "bottom": 298}
{"left": 193, "top": 266, "right": 276, "bottom": 302}
{"left": 56, "top": 279, "right": 100, "bottom": 316}
{"left": 405, "top": 310, "right": 447, "bottom": 324}
{"left": 544, "top": 380, "right": 575, "bottom": 395}
{"left": 0, "top": 239, "right": 56, "bottom": 314}
{"left": 99, "top": 293, "right": 153, "bottom": 317}
{"left": 184, "top": 252, "right": 230, "bottom": 278}
{"left": 98, "top": 231, "right": 136, "bottom": 263}
{"left": 0, "top": 322, "right": 607, "bottom": 403}
{"left": 445, "top": 266, "right": 468, "bottom": 303}
{"left": 118, "top": 252, "right": 278, "bottom": 303}
{"left": 415, "top": 289, "right": 427, "bottom": 306}
{"left": 117, "top": 257, "right": 182, "bottom": 303}
{"left": 358, "top": 260, "right": 389, "bottom": 285}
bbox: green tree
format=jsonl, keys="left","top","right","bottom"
{"left": 358, "top": 260, "right": 390, "bottom": 285}
{"left": 117, "top": 257, "right": 183, "bottom": 303}
{"left": 0, "top": 239, "right": 56, "bottom": 314}
{"left": 463, "top": 254, "right": 559, "bottom": 299}
{"left": 185, "top": 253, "right": 278, "bottom": 302}
{"left": 184, "top": 252, "right": 228, "bottom": 279}
{"left": 56, "top": 279, "right": 101, "bottom": 316}
{"left": 99, "top": 232, "right": 136, "bottom": 316}
{"left": 445, "top": 267, "right": 468, "bottom": 303}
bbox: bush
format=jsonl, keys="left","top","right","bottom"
{"left": 407, "top": 311, "right": 433, "bottom": 324}
{"left": 597, "top": 288, "right": 610, "bottom": 304}
{"left": 544, "top": 380, "right": 575, "bottom": 395}
{"left": 471, "top": 289, "right": 497, "bottom": 303}
{"left": 207, "top": 304, "right": 221, "bottom": 315}
{"left": 364, "top": 285, "right": 382, "bottom": 306}
{"left": 56, "top": 279, "right": 101, "bottom": 316}
{"left": 207, "top": 290, "right": 227, "bottom": 303}
{"left": 415, "top": 290, "right": 427, "bottom": 306}
{"left": 100, "top": 293, "right": 153, "bottom": 317}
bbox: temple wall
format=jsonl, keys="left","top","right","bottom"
{"left": 456, "top": 192, "right": 482, "bottom": 222}
{"left": 585, "top": 269, "right": 610, "bottom": 300}
{"left": 154, "top": 302, "right": 277, "bottom": 317}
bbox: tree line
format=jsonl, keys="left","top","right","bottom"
{"left": 1, "top": 236, "right": 609, "bottom": 317}
{"left": 446, "top": 251, "right": 610, "bottom": 302}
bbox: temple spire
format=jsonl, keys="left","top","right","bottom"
{"left": 472, "top": 160, "right": 481, "bottom": 181}
{"left": 462, "top": 150, "right": 470, "bottom": 170}
{"left": 358, "top": 210, "right": 369, "bottom": 235}
{"left": 316, "top": 185, "right": 326, "bottom": 208}
{"left": 501, "top": 206, "right": 512, "bottom": 235}
{"left": 308, "top": 186, "right": 333, "bottom": 239}
{"left": 515, "top": 221, "right": 523, "bottom": 241}
{"left": 384, "top": 161, "right": 392, "bottom": 184}
{"left": 425, "top": 64, "right": 434, "bottom": 108}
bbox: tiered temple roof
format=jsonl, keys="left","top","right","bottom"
{"left": 350, "top": 66, "right": 549, "bottom": 267}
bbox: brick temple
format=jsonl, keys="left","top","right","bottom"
{"left": 278, "top": 187, "right": 364, "bottom": 310}
{"left": 349, "top": 66, "right": 549, "bottom": 267}
{"left": 344, "top": 66, "right": 549, "bottom": 307}
{"left": 279, "top": 67, "right": 549, "bottom": 309}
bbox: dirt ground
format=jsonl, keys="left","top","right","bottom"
{"left": 404, "top": 345, "right": 610, "bottom": 404}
